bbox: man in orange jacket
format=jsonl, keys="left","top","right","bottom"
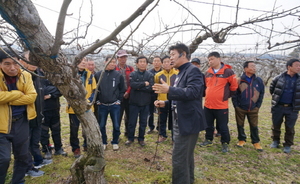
{"left": 200, "top": 52, "right": 238, "bottom": 152}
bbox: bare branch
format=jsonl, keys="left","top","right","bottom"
{"left": 73, "top": 0, "right": 156, "bottom": 67}
{"left": 51, "top": 0, "right": 72, "bottom": 57}
{"left": 235, "top": 0, "right": 240, "bottom": 24}
{"left": 90, "top": 0, "right": 160, "bottom": 108}
{"left": 268, "top": 39, "right": 300, "bottom": 50}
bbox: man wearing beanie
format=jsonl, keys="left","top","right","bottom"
{"left": 270, "top": 58, "right": 300, "bottom": 153}
{"left": 0, "top": 47, "right": 37, "bottom": 184}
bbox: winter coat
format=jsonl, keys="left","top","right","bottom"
{"left": 129, "top": 70, "right": 154, "bottom": 106}
{"left": 232, "top": 73, "right": 265, "bottom": 111}
{"left": 0, "top": 69, "right": 37, "bottom": 134}
{"left": 270, "top": 72, "right": 300, "bottom": 111}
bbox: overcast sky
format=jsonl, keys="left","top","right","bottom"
{"left": 33, "top": 0, "right": 300, "bottom": 57}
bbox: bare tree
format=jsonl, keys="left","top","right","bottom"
{"left": 0, "top": 0, "right": 156, "bottom": 183}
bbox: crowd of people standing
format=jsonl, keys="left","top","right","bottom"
{"left": 0, "top": 42, "right": 299, "bottom": 184}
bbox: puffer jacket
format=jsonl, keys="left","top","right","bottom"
{"left": 232, "top": 73, "right": 265, "bottom": 111}
{"left": 270, "top": 72, "right": 300, "bottom": 111}
{"left": 0, "top": 69, "right": 37, "bottom": 134}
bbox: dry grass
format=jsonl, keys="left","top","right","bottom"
{"left": 5, "top": 91, "right": 300, "bottom": 184}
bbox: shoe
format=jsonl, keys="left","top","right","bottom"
{"left": 156, "top": 136, "right": 167, "bottom": 143}
{"left": 112, "top": 144, "right": 119, "bottom": 151}
{"left": 73, "top": 148, "right": 81, "bottom": 158}
{"left": 138, "top": 141, "right": 146, "bottom": 146}
{"left": 253, "top": 143, "right": 263, "bottom": 152}
{"left": 34, "top": 159, "right": 53, "bottom": 169}
{"left": 199, "top": 140, "right": 213, "bottom": 147}
{"left": 54, "top": 148, "right": 68, "bottom": 156}
{"left": 103, "top": 144, "right": 107, "bottom": 150}
{"left": 236, "top": 140, "right": 246, "bottom": 148}
{"left": 25, "top": 168, "right": 45, "bottom": 177}
{"left": 283, "top": 146, "right": 291, "bottom": 153}
{"left": 222, "top": 143, "right": 229, "bottom": 153}
{"left": 44, "top": 151, "right": 52, "bottom": 159}
{"left": 125, "top": 140, "right": 133, "bottom": 146}
{"left": 49, "top": 143, "right": 54, "bottom": 149}
{"left": 147, "top": 129, "right": 154, "bottom": 134}
{"left": 270, "top": 141, "right": 279, "bottom": 148}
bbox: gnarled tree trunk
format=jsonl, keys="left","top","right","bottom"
{"left": 0, "top": 1, "right": 106, "bottom": 183}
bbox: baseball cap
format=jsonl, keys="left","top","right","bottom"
{"left": 116, "top": 50, "right": 129, "bottom": 57}
{"left": 191, "top": 58, "right": 200, "bottom": 64}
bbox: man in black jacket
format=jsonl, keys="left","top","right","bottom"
{"left": 40, "top": 70, "right": 67, "bottom": 158}
{"left": 270, "top": 59, "right": 300, "bottom": 153}
{"left": 147, "top": 56, "right": 162, "bottom": 133}
{"left": 125, "top": 56, "right": 154, "bottom": 146}
{"left": 153, "top": 43, "right": 206, "bottom": 184}
{"left": 94, "top": 56, "right": 125, "bottom": 151}
{"left": 232, "top": 61, "right": 265, "bottom": 151}
{"left": 20, "top": 52, "right": 46, "bottom": 177}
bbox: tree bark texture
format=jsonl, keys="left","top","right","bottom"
{"left": 0, "top": 1, "right": 106, "bottom": 183}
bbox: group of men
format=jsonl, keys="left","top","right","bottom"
{"left": 0, "top": 48, "right": 66, "bottom": 183}
{"left": 1, "top": 42, "right": 299, "bottom": 184}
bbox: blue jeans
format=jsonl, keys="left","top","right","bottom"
{"left": 98, "top": 104, "right": 121, "bottom": 145}
{"left": 128, "top": 105, "right": 149, "bottom": 142}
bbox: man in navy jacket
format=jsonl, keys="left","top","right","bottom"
{"left": 153, "top": 43, "right": 206, "bottom": 184}
{"left": 232, "top": 61, "right": 265, "bottom": 151}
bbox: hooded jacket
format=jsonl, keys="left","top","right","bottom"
{"left": 204, "top": 63, "right": 238, "bottom": 109}
{"left": 0, "top": 69, "right": 37, "bottom": 134}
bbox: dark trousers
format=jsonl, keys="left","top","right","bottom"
{"left": 128, "top": 104, "right": 149, "bottom": 142}
{"left": 0, "top": 115, "right": 29, "bottom": 184}
{"left": 172, "top": 116, "right": 198, "bottom": 184}
{"left": 157, "top": 106, "right": 170, "bottom": 138}
{"left": 271, "top": 105, "right": 299, "bottom": 147}
{"left": 27, "top": 120, "right": 43, "bottom": 168}
{"left": 69, "top": 114, "right": 87, "bottom": 152}
{"left": 98, "top": 104, "right": 121, "bottom": 145}
{"left": 204, "top": 107, "right": 230, "bottom": 144}
{"left": 120, "top": 98, "right": 130, "bottom": 135}
{"left": 41, "top": 109, "right": 63, "bottom": 152}
{"left": 148, "top": 96, "right": 157, "bottom": 130}
{"left": 235, "top": 107, "right": 260, "bottom": 144}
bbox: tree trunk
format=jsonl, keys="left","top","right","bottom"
{"left": 0, "top": 1, "right": 106, "bottom": 183}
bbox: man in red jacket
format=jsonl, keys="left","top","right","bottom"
{"left": 115, "top": 50, "right": 134, "bottom": 137}
{"left": 200, "top": 52, "right": 238, "bottom": 152}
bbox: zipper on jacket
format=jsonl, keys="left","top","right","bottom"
{"left": 8, "top": 105, "right": 12, "bottom": 134}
